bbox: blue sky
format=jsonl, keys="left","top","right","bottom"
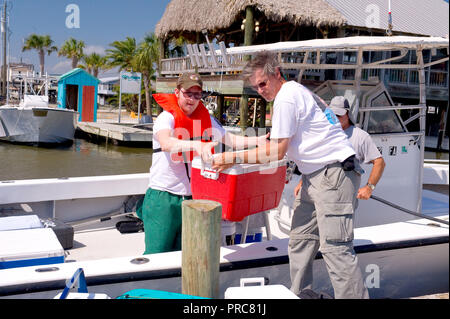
{"left": 6, "top": 0, "right": 171, "bottom": 76}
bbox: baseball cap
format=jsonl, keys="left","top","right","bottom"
{"left": 329, "top": 96, "right": 350, "bottom": 116}
{"left": 329, "top": 96, "right": 356, "bottom": 125}
{"left": 177, "top": 72, "right": 203, "bottom": 90}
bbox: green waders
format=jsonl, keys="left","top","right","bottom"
{"left": 137, "top": 188, "right": 192, "bottom": 254}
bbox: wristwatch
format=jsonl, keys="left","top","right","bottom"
{"left": 366, "top": 183, "right": 376, "bottom": 191}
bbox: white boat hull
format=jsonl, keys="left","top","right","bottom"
{"left": 0, "top": 229, "right": 447, "bottom": 299}
{"left": 0, "top": 167, "right": 447, "bottom": 299}
{"left": 0, "top": 106, "right": 77, "bottom": 144}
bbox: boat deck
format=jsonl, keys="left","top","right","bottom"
{"left": 65, "top": 189, "right": 449, "bottom": 263}
{"left": 0, "top": 189, "right": 447, "bottom": 299}
{"left": 67, "top": 214, "right": 145, "bottom": 262}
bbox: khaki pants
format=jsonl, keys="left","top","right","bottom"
{"left": 289, "top": 162, "right": 369, "bottom": 299}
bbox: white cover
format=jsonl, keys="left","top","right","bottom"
{"left": 20, "top": 95, "right": 49, "bottom": 108}
{"left": 224, "top": 36, "right": 449, "bottom": 55}
{"left": 0, "top": 215, "right": 43, "bottom": 231}
{"left": 225, "top": 278, "right": 299, "bottom": 299}
{"left": 0, "top": 228, "right": 64, "bottom": 262}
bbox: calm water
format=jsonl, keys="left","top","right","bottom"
{"left": 0, "top": 139, "right": 153, "bottom": 181}
{"left": 0, "top": 138, "right": 447, "bottom": 182}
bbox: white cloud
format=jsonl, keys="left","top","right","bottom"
{"left": 51, "top": 60, "right": 72, "bottom": 74}
{"left": 84, "top": 45, "right": 106, "bottom": 55}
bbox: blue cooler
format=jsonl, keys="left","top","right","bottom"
{"left": 0, "top": 228, "right": 65, "bottom": 269}
{"left": 117, "top": 289, "right": 208, "bottom": 299}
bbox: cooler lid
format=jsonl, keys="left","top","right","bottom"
{"left": 0, "top": 228, "right": 64, "bottom": 262}
{"left": 192, "top": 155, "right": 287, "bottom": 175}
{"left": 0, "top": 215, "right": 43, "bottom": 231}
{"left": 225, "top": 285, "right": 299, "bottom": 299}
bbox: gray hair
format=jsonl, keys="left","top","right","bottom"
{"left": 242, "top": 51, "right": 281, "bottom": 81}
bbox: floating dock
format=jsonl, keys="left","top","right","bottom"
{"left": 76, "top": 122, "right": 152, "bottom": 145}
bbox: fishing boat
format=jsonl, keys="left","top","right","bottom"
{"left": 0, "top": 74, "right": 78, "bottom": 145}
{"left": 0, "top": 36, "right": 448, "bottom": 299}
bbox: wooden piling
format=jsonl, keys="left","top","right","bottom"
{"left": 181, "top": 200, "right": 222, "bottom": 298}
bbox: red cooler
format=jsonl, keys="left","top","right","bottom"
{"left": 191, "top": 156, "right": 287, "bottom": 222}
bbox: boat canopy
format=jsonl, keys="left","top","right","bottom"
{"left": 225, "top": 36, "right": 449, "bottom": 55}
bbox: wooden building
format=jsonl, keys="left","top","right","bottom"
{"left": 154, "top": 0, "right": 449, "bottom": 138}
{"left": 57, "top": 68, "right": 100, "bottom": 122}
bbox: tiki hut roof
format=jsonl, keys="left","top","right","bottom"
{"left": 155, "top": 0, "right": 346, "bottom": 39}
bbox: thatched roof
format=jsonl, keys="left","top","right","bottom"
{"left": 155, "top": 0, "right": 347, "bottom": 39}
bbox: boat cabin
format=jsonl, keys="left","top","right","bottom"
{"left": 57, "top": 68, "right": 100, "bottom": 122}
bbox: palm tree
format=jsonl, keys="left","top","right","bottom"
{"left": 58, "top": 37, "right": 85, "bottom": 69}
{"left": 22, "top": 34, "right": 58, "bottom": 75}
{"left": 106, "top": 37, "right": 137, "bottom": 71}
{"left": 79, "top": 53, "right": 108, "bottom": 78}
{"left": 133, "top": 33, "right": 160, "bottom": 116}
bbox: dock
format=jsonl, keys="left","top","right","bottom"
{"left": 76, "top": 122, "right": 152, "bottom": 145}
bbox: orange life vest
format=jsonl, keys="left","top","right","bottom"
{"left": 153, "top": 93, "right": 213, "bottom": 163}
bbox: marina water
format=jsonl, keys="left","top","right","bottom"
{"left": 0, "top": 139, "right": 152, "bottom": 181}
{"left": 0, "top": 138, "right": 447, "bottom": 182}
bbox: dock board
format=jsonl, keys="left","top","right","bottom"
{"left": 77, "top": 122, "right": 152, "bottom": 143}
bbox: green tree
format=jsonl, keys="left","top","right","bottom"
{"left": 58, "top": 37, "right": 85, "bottom": 69}
{"left": 79, "top": 53, "right": 108, "bottom": 78}
{"left": 22, "top": 34, "right": 58, "bottom": 75}
{"left": 133, "top": 33, "right": 160, "bottom": 116}
{"left": 106, "top": 37, "right": 137, "bottom": 71}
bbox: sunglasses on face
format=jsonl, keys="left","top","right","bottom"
{"left": 254, "top": 81, "right": 268, "bottom": 90}
{"left": 181, "top": 90, "right": 203, "bottom": 100}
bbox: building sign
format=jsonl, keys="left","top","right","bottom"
{"left": 120, "top": 71, "right": 142, "bottom": 94}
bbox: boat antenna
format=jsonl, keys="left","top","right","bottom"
{"left": 386, "top": 0, "right": 393, "bottom": 36}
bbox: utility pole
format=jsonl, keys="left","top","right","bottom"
{"left": 1, "top": 1, "right": 7, "bottom": 98}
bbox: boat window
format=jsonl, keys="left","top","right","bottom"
{"left": 366, "top": 92, "right": 405, "bottom": 134}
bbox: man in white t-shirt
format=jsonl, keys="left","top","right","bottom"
{"left": 294, "top": 96, "right": 386, "bottom": 203}
{"left": 212, "top": 52, "right": 369, "bottom": 299}
{"left": 138, "top": 72, "right": 267, "bottom": 254}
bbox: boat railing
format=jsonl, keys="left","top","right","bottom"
{"left": 359, "top": 104, "right": 425, "bottom": 112}
{"left": 387, "top": 69, "right": 448, "bottom": 87}
{"left": 358, "top": 103, "right": 426, "bottom": 136}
